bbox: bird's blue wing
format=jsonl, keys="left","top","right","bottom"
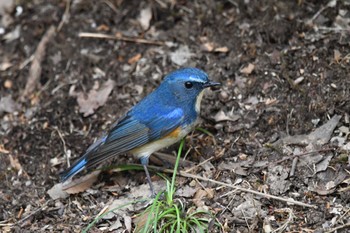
{"left": 60, "top": 107, "right": 184, "bottom": 181}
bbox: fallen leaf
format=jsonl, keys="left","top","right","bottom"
{"left": 108, "top": 218, "right": 122, "bottom": 231}
{"left": 193, "top": 188, "right": 213, "bottom": 207}
{"left": 76, "top": 79, "right": 116, "bottom": 117}
{"left": 128, "top": 53, "right": 142, "bottom": 64}
{"left": 97, "top": 24, "right": 110, "bottom": 32}
{"left": 240, "top": 63, "right": 255, "bottom": 75}
{"left": 334, "top": 49, "right": 341, "bottom": 63}
{"left": 47, "top": 183, "right": 69, "bottom": 200}
{"left": 123, "top": 215, "right": 132, "bottom": 232}
{"left": 214, "top": 110, "right": 240, "bottom": 122}
{"left": 62, "top": 170, "right": 101, "bottom": 194}
{"left": 138, "top": 6, "right": 152, "bottom": 30}
{"left": 232, "top": 195, "right": 266, "bottom": 219}
{"left": 315, "top": 154, "right": 333, "bottom": 173}
{"left": 9, "top": 154, "right": 22, "bottom": 171}
{"left": 0, "top": 95, "right": 20, "bottom": 114}
{"left": 273, "top": 115, "right": 341, "bottom": 146}
{"left": 266, "top": 165, "right": 291, "bottom": 195}
{"left": 218, "top": 161, "right": 248, "bottom": 176}
{"left": 134, "top": 208, "right": 154, "bottom": 232}
{"left": 170, "top": 45, "right": 192, "bottom": 66}
{"left": 128, "top": 180, "right": 165, "bottom": 199}
{"left": 0, "top": 145, "right": 10, "bottom": 153}
{"left": 176, "top": 185, "right": 197, "bottom": 197}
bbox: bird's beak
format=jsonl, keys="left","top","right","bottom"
{"left": 203, "top": 81, "right": 221, "bottom": 88}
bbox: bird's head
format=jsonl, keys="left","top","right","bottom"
{"left": 162, "top": 68, "right": 221, "bottom": 108}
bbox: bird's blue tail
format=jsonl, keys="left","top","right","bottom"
{"left": 60, "top": 157, "right": 87, "bottom": 182}
{"left": 60, "top": 135, "right": 107, "bottom": 182}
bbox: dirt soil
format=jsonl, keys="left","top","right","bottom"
{"left": 1, "top": 0, "right": 350, "bottom": 232}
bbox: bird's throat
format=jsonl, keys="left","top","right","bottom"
{"left": 195, "top": 90, "right": 205, "bottom": 113}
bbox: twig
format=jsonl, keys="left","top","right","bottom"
{"left": 145, "top": 165, "right": 318, "bottom": 209}
{"left": 15, "top": 200, "right": 51, "bottom": 226}
{"left": 57, "top": 0, "right": 70, "bottom": 32}
{"left": 289, "top": 157, "right": 298, "bottom": 177}
{"left": 79, "top": 32, "right": 165, "bottom": 46}
{"left": 103, "top": 0, "right": 118, "bottom": 14}
{"left": 259, "top": 147, "right": 334, "bottom": 171}
{"left": 273, "top": 208, "right": 295, "bottom": 233}
{"left": 185, "top": 156, "right": 214, "bottom": 173}
{"left": 54, "top": 127, "right": 69, "bottom": 167}
{"left": 21, "top": 26, "right": 56, "bottom": 100}
{"left": 326, "top": 222, "right": 350, "bottom": 233}
{"left": 318, "top": 27, "right": 350, "bottom": 32}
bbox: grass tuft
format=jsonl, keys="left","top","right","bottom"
{"left": 83, "top": 139, "right": 217, "bottom": 232}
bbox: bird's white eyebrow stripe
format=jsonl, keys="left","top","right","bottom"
{"left": 188, "top": 76, "right": 206, "bottom": 83}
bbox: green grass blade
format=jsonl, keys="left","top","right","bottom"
{"left": 170, "top": 139, "right": 185, "bottom": 197}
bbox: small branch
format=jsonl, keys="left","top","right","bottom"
{"left": 326, "top": 222, "right": 350, "bottom": 233}
{"left": 54, "top": 127, "right": 69, "bottom": 167}
{"left": 15, "top": 200, "right": 51, "bottom": 226}
{"left": 145, "top": 165, "right": 318, "bottom": 209}
{"left": 259, "top": 147, "right": 334, "bottom": 171}
{"left": 21, "top": 26, "right": 56, "bottom": 101}
{"left": 79, "top": 32, "right": 165, "bottom": 46}
{"left": 185, "top": 156, "right": 214, "bottom": 173}
{"left": 57, "top": 0, "right": 71, "bottom": 32}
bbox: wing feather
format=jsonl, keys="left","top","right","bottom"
{"left": 61, "top": 107, "right": 184, "bottom": 181}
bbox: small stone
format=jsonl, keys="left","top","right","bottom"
{"left": 219, "top": 90, "right": 229, "bottom": 100}
{"left": 4, "top": 80, "right": 12, "bottom": 89}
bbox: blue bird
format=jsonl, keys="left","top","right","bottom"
{"left": 60, "top": 67, "right": 221, "bottom": 195}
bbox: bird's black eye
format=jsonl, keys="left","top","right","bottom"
{"left": 184, "top": 81, "right": 193, "bottom": 89}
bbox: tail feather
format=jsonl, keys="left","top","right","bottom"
{"left": 60, "top": 157, "right": 87, "bottom": 181}
{"left": 60, "top": 135, "right": 107, "bottom": 182}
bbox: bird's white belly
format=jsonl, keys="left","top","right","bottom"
{"left": 131, "top": 125, "right": 193, "bottom": 158}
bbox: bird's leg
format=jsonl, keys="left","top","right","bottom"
{"left": 140, "top": 156, "right": 155, "bottom": 197}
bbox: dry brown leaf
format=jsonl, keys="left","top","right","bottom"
{"left": 0, "top": 145, "right": 10, "bottom": 153}
{"left": 193, "top": 189, "right": 208, "bottom": 207}
{"left": 62, "top": 170, "right": 101, "bottom": 194}
{"left": 128, "top": 53, "right": 142, "bottom": 64}
{"left": 76, "top": 79, "right": 116, "bottom": 117}
{"left": 134, "top": 209, "right": 153, "bottom": 233}
{"left": 240, "top": 63, "right": 255, "bottom": 74}
{"left": 334, "top": 49, "right": 341, "bottom": 63}
{"left": 9, "top": 154, "right": 22, "bottom": 171}
{"left": 97, "top": 24, "right": 110, "bottom": 32}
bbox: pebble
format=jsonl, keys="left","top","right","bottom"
{"left": 219, "top": 90, "right": 229, "bottom": 100}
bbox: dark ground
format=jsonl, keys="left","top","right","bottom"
{"left": 1, "top": 0, "right": 350, "bottom": 232}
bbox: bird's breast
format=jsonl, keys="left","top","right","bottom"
{"left": 130, "top": 126, "right": 192, "bottom": 158}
